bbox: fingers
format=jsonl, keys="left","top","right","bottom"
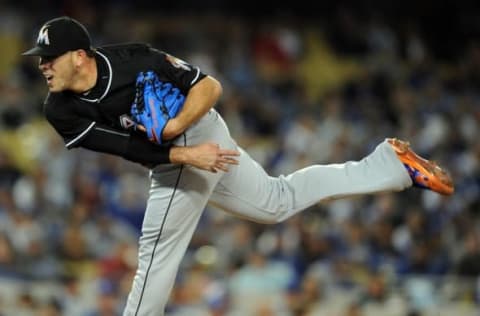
{"left": 137, "top": 124, "right": 146, "bottom": 132}
{"left": 217, "top": 148, "right": 240, "bottom": 166}
{"left": 217, "top": 151, "right": 239, "bottom": 165}
{"left": 218, "top": 149, "right": 240, "bottom": 156}
{"left": 214, "top": 154, "right": 238, "bottom": 172}
{"left": 207, "top": 160, "right": 233, "bottom": 174}
{"left": 216, "top": 162, "right": 230, "bottom": 172}
{"left": 207, "top": 162, "right": 233, "bottom": 173}
{"left": 192, "top": 143, "right": 241, "bottom": 173}
{"left": 220, "top": 157, "right": 239, "bottom": 165}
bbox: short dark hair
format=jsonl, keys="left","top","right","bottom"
{"left": 85, "top": 48, "right": 96, "bottom": 58}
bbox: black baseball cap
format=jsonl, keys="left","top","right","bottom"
{"left": 22, "top": 16, "right": 92, "bottom": 57}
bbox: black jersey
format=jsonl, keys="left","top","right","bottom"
{"left": 43, "top": 43, "right": 206, "bottom": 165}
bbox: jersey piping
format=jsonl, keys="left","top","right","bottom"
{"left": 190, "top": 67, "right": 200, "bottom": 85}
{"left": 95, "top": 126, "right": 130, "bottom": 137}
{"left": 133, "top": 134, "right": 186, "bottom": 315}
{"left": 65, "top": 121, "right": 96, "bottom": 148}
{"left": 78, "top": 50, "right": 113, "bottom": 103}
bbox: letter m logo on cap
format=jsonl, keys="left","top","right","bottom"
{"left": 37, "top": 25, "right": 50, "bottom": 45}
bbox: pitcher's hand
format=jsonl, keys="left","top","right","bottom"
{"left": 170, "top": 142, "right": 240, "bottom": 172}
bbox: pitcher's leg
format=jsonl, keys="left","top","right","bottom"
{"left": 283, "top": 139, "right": 412, "bottom": 207}
{"left": 123, "top": 110, "right": 237, "bottom": 315}
{"left": 210, "top": 139, "right": 412, "bottom": 224}
{"left": 123, "top": 166, "right": 222, "bottom": 316}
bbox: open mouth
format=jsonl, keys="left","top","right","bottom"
{"left": 45, "top": 75, "right": 53, "bottom": 84}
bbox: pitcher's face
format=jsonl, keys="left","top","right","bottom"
{"left": 38, "top": 51, "right": 77, "bottom": 92}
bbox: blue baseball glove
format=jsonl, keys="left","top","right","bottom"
{"left": 130, "top": 71, "right": 185, "bottom": 144}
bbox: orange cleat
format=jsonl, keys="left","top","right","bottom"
{"left": 387, "top": 138, "right": 454, "bottom": 195}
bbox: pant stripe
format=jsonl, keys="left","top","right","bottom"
{"left": 134, "top": 134, "right": 186, "bottom": 315}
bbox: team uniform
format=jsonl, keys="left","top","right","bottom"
{"left": 42, "top": 43, "right": 414, "bottom": 315}
{"left": 44, "top": 43, "right": 204, "bottom": 165}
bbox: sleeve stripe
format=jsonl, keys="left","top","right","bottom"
{"left": 65, "top": 122, "right": 96, "bottom": 148}
{"left": 190, "top": 67, "right": 200, "bottom": 85}
{"left": 94, "top": 126, "right": 130, "bottom": 137}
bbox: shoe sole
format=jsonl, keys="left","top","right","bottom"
{"left": 388, "top": 138, "right": 454, "bottom": 195}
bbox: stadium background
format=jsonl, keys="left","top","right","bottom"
{"left": 0, "top": 0, "right": 479, "bottom": 315}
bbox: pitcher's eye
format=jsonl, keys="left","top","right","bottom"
{"left": 39, "top": 55, "right": 58, "bottom": 65}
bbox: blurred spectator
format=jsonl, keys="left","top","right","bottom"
{"left": 456, "top": 231, "right": 480, "bottom": 277}
{"left": 86, "top": 279, "right": 122, "bottom": 316}
{"left": 167, "top": 269, "right": 213, "bottom": 316}
{"left": 357, "top": 272, "right": 408, "bottom": 316}
{"left": 36, "top": 298, "right": 62, "bottom": 316}
{"left": 344, "top": 302, "right": 363, "bottom": 316}
{"left": 61, "top": 275, "right": 91, "bottom": 316}
{"left": 229, "top": 249, "right": 294, "bottom": 315}
{"left": 14, "top": 292, "right": 37, "bottom": 316}
{"left": 287, "top": 273, "right": 323, "bottom": 315}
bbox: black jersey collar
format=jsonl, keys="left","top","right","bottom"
{"left": 77, "top": 50, "right": 112, "bottom": 103}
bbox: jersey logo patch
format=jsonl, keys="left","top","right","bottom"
{"left": 119, "top": 114, "right": 137, "bottom": 130}
{"left": 165, "top": 54, "right": 191, "bottom": 71}
{"left": 37, "top": 25, "right": 50, "bottom": 45}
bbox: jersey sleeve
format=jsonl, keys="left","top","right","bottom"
{"left": 79, "top": 125, "right": 171, "bottom": 165}
{"left": 43, "top": 93, "right": 171, "bottom": 165}
{"left": 151, "top": 48, "right": 207, "bottom": 92}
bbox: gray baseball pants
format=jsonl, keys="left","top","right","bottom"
{"left": 122, "top": 109, "right": 412, "bottom": 315}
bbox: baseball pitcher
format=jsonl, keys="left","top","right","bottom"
{"left": 23, "top": 16, "right": 454, "bottom": 316}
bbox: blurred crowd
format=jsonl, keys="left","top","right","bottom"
{"left": 0, "top": 1, "right": 479, "bottom": 316}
